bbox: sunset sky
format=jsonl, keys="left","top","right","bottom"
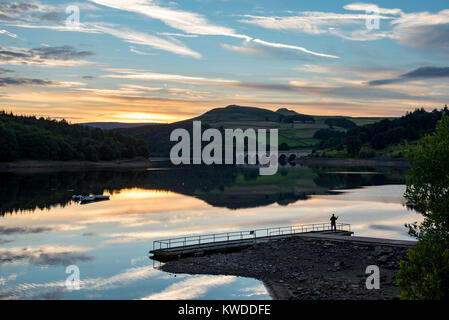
{"left": 1, "top": 0, "right": 448, "bottom": 123}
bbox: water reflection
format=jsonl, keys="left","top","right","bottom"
{"left": 0, "top": 164, "right": 418, "bottom": 300}
{"left": 0, "top": 164, "right": 407, "bottom": 215}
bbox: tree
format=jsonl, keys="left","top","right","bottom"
{"left": 0, "top": 111, "right": 149, "bottom": 162}
{"left": 0, "top": 124, "right": 19, "bottom": 161}
{"left": 396, "top": 114, "right": 449, "bottom": 300}
{"left": 279, "top": 142, "right": 290, "bottom": 151}
{"left": 346, "top": 136, "right": 362, "bottom": 156}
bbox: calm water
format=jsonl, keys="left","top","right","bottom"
{"left": 0, "top": 164, "right": 419, "bottom": 300}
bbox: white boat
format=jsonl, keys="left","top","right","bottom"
{"left": 73, "top": 195, "right": 110, "bottom": 204}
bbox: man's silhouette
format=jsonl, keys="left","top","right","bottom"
{"left": 330, "top": 214, "right": 338, "bottom": 231}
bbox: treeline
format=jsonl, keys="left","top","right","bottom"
{"left": 324, "top": 118, "right": 357, "bottom": 129}
{"left": 0, "top": 111, "right": 149, "bottom": 162}
{"left": 315, "top": 107, "right": 448, "bottom": 157}
{"left": 280, "top": 114, "right": 315, "bottom": 124}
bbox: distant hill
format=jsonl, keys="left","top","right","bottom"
{"left": 276, "top": 108, "right": 300, "bottom": 116}
{"left": 116, "top": 105, "right": 392, "bottom": 156}
{"left": 196, "top": 105, "right": 281, "bottom": 122}
{"left": 81, "top": 122, "right": 158, "bottom": 130}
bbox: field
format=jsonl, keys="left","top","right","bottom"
{"left": 118, "top": 105, "right": 393, "bottom": 153}
{"left": 204, "top": 118, "right": 383, "bottom": 150}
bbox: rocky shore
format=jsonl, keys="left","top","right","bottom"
{"left": 160, "top": 236, "right": 411, "bottom": 300}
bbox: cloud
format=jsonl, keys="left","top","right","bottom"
{"left": 0, "top": 245, "right": 93, "bottom": 267}
{"left": 101, "top": 68, "right": 437, "bottom": 102}
{"left": 90, "top": 0, "right": 336, "bottom": 59}
{"left": 239, "top": 7, "right": 398, "bottom": 35}
{"left": 0, "top": 224, "right": 83, "bottom": 235}
{"left": 0, "top": 274, "right": 17, "bottom": 286}
{"left": 129, "top": 46, "right": 151, "bottom": 56}
{"left": 252, "top": 39, "right": 339, "bottom": 59}
{"left": 0, "top": 238, "right": 13, "bottom": 245}
{"left": 221, "top": 43, "right": 266, "bottom": 55}
{"left": 0, "top": 67, "right": 13, "bottom": 74}
{"left": 0, "top": 265, "right": 159, "bottom": 299}
{"left": 0, "top": 226, "right": 54, "bottom": 235}
{"left": 369, "top": 67, "right": 449, "bottom": 86}
{"left": 7, "top": 22, "right": 202, "bottom": 59}
{"left": 0, "top": 2, "right": 39, "bottom": 21}
{"left": 0, "top": 77, "right": 54, "bottom": 86}
{"left": 0, "top": 45, "right": 94, "bottom": 66}
{"left": 102, "top": 68, "right": 239, "bottom": 86}
{"left": 237, "top": 284, "right": 267, "bottom": 297}
{"left": 141, "top": 275, "right": 236, "bottom": 300}
{"left": 39, "top": 11, "right": 63, "bottom": 23}
{"left": 0, "top": 29, "right": 18, "bottom": 38}
{"left": 369, "top": 224, "right": 405, "bottom": 232}
{"left": 0, "top": 1, "right": 59, "bottom": 23}
{"left": 93, "top": 24, "right": 202, "bottom": 58}
{"left": 394, "top": 24, "right": 449, "bottom": 54}
{"left": 30, "top": 46, "right": 93, "bottom": 60}
{"left": 239, "top": 3, "right": 449, "bottom": 53}
{"left": 90, "top": 0, "right": 238, "bottom": 37}
{"left": 343, "top": 3, "right": 403, "bottom": 16}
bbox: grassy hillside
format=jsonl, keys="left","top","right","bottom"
{"left": 117, "top": 105, "right": 391, "bottom": 155}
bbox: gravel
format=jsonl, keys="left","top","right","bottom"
{"left": 160, "top": 237, "right": 409, "bottom": 300}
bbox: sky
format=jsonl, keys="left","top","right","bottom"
{"left": 0, "top": 0, "right": 448, "bottom": 123}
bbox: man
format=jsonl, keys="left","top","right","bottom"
{"left": 330, "top": 214, "right": 338, "bottom": 231}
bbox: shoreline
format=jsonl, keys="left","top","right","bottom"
{"left": 0, "top": 159, "right": 152, "bottom": 172}
{"left": 298, "top": 157, "right": 410, "bottom": 168}
{"left": 160, "top": 236, "right": 413, "bottom": 300}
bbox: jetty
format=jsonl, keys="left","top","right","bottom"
{"left": 150, "top": 223, "right": 354, "bottom": 261}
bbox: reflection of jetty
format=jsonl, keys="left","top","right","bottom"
{"left": 72, "top": 195, "right": 110, "bottom": 204}
{"left": 150, "top": 223, "right": 353, "bottom": 261}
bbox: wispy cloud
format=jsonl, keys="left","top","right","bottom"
{"left": 0, "top": 245, "right": 93, "bottom": 267}
{"left": 92, "top": 24, "right": 202, "bottom": 58}
{"left": 239, "top": 2, "right": 449, "bottom": 52}
{"left": 141, "top": 275, "right": 236, "bottom": 300}
{"left": 90, "top": 0, "right": 337, "bottom": 58}
{"left": 0, "top": 45, "right": 94, "bottom": 67}
{"left": 0, "top": 29, "right": 18, "bottom": 38}
{"left": 252, "top": 39, "right": 339, "bottom": 59}
{"left": 0, "top": 77, "right": 54, "bottom": 86}
{"left": 0, "top": 265, "right": 159, "bottom": 299}
{"left": 6, "top": 22, "right": 202, "bottom": 59}
{"left": 102, "top": 68, "right": 239, "bottom": 86}
{"left": 369, "top": 66, "right": 449, "bottom": 86}
{"left": 90, "top": 0, "right": 238, "bottom": 37}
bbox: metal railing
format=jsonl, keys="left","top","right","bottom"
{"left": 152, "top": 223, "right": 351, "bottom": 251}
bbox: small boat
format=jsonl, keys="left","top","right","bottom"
{"left": 73, "top": 194, "right": 110, "bottom": 204}
{"left": 93, "top": 195, "right": 110, "bottom": 200}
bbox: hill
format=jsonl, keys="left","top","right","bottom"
{"left": 196, "top": 105, "right": 281, "bottom": 123}
{"left": 81, "top": 122, "right": 158, "bottom": 130}
{"left": 116, "top": 105, "right": 389, "bottom": 156}
{"left": 0, "top": 111, "right": 149, "bottom": 162}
